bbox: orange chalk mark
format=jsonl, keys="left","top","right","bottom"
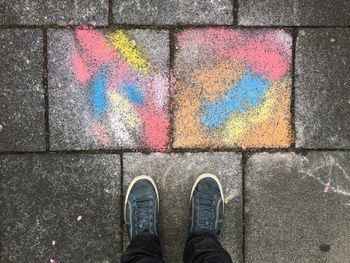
{"left": 191, "top": 59, "right": 244, "bottom": 102}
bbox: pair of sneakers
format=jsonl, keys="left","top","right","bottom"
{"left": 124, "top": 173, "right": 224, "bottom": 240}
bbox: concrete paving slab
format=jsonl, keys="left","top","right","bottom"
{"left": 0, "top": 0, "right": 108, "bottom": 25}
{"left": 245, "top": 152, "right": 350, "bottom": 263}
{"left": 48, "top": 29, "right": 170, "bottom": 151}
{"left": 173, "top": 29, "right": 293, "bottom": 149}
{"left": 113, "top": 0, "right": 233, "bottom": 25}
{"left": 295, "top": 29, "right": 350, "bottom": 149}
{"left": 123, "top": 152, "right": 242, "bottom": 263}
{"left": 0, "top": 29, "right": 45, "bottom": 152}
{"left": 0, "top": 154, "right": 121, "bottom": 262}
{"left": 239, "top": 0, "right": 350, "bottom": 26}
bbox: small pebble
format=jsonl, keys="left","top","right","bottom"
{"left": 52, "top": 240, "right": 56, "bottom": 246}
{"left": 77, "top": 216, "right": 82, "bottom": 221}
{"left": 50, "top": 259, "right": 56, "bottom": 263}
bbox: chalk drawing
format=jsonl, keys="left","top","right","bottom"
{"left": 301, "top": 155, "right": 350, "bottom": 198}
{"left": 173, "top": 29, "right": 293, "bottom": 148}
{"left": 70, "top": 28, "right": 169, "bottom": 151}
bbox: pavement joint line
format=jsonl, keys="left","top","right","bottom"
{"left": 120, "top": 153, "right": 125, "bottom": 255}
{"left": 241, "top": 152, "right": 247, "bottom": 263}
{"left": 233, "top": 0, "right": 239, "bottom": 26}
{"left": 2, "top": 24, "right": 350, "bottom": 30}
{"left": 42, "top": 26, "right": 50, "bottom": 152}
{"left": 168, "top": 29, "right": 176, "bottom": 152}
{"left": 290, "top": 27, "right": 299, "bottom": 148}
{"left": 1, "top": 148, "right": 350, "bottom": 156}
{"left": 108, "top": 0, "right": 113, "bottom": 26}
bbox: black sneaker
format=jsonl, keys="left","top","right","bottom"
{"left": 189, "top": 173, "right": 224, "bottom": 237}
{"left": 124, "top": 176, "right": 159, "bottom": 240}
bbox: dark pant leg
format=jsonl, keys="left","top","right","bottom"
{"left": 183, "top": 231, "right": 233, "bottom": 263}
{"left": 121, "top": 233, "right": 164, "bottom": 263}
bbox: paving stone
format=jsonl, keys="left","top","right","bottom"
{"left": 0, "top": 154, "right": 121, "bottom": 262}
{"left": 48, "top": 29, "right": 170, "bottom": 151}
{"left": 123, "top": 152, "right": 242, "bottom": 263}
{"left": 0, "top": 29, "right": 45, "bottom": 152}
{"left": 295, "top": 29, "right": 350, "bottom": 149}
{"left": 245, "top": 152, "right": 350, "bottom": 263}
{"left": 0, "top": 0, "right": 108, "bottom": 25}
{"left": 173, "top": 29, "right": 293, "bottom": 149}
{"left": 238, "top": 0, "right": 350, "bottom": 26}
{"left": 113, "top": 0, "right": 233, "bottom": 25}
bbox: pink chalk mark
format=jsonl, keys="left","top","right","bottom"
{"left": 236, "top": 41, "right": 290, "bottom": 81}
{"left": 75, "top": 29, "right": 116, "bottom": 63}
{"left": 178, "top": 29, "right": 291, "bottom": 81}
{"left": 92, "top": 122, "right": 111, "bottom": 147}
{"left": 177, "top": 29, "right": 242, "bottom": 52}
{"left": 108, "top": 58, "right": 130, "bottom": 91}
{"left": 151, "top": 75, "right": 169, "bottom": 111}
{"left": 140, "top": 108, "right": 169, "bottom": 152}
{"left": 50, "top": 259, "right": 56, "bottom": 263}
{"left": 71, "top": 51, "right": 91, "bottom": 84}
{"left": 323, "top": 182, "right": 330, "bottom": 193}
{"left": 0, "top": 124, "right": 3, "bottom": 133}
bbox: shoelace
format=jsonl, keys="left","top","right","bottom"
{"left": 135, "top": 199, "right": 154, "bottom": 233}
{"left": 198, "top": 193, "right": 215, "bottom": 230}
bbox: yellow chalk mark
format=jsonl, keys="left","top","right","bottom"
{"left": 224, "top": 81, "right": 282, "bottom": 143}
{"left": 108, "top": 92, "right": 140, "bottom": 128}
{"left": 236, "top": 78, "right": 293, "bottom": 148}
{"left": 107, "top": 30, "right": 150, "bottom": 74}
{"left": 224, "top": 193, "right": 235, "bottom": 204}
{"left": 225, "top": 117, "right": 247, "bottom": 142}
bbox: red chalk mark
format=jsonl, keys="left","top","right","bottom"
{"left": 140, "top": 108, "right": 169, "bottom": 152}
{"left": 324, "top": 182, "right": 330, "bottom": 193}
{"left": 108, "top": 58, "right": 130, "bottom": 90}
{"left": 178, "top": 29, "right": 291, "bottom": 81}
{"left": 177, "top": 29, "right": 242, "bottom": 52}
{"left": 71, "top": 51, "right": 91, "bottom": 84}
{"left": 91, "top": 122, "right": 111, "bottom": 147}
{"left": 75, "top": 29, "right": 116, "bottom": 63}
{"left": 236, "top": 42, "right": 290, "bottom": 81}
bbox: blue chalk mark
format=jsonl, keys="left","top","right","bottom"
{"left": 201, "top": 72, "right": 269, "bottom": 128}
{"left": 122, "top": 82, "right": 144, "bottom": 105}
{"left": 90, "top": 68, "right": 107, "bottom": 120}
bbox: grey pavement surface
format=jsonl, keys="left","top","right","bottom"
{"left": 113, "top": 0, "right": 233, "bottom": 25}
{"left": 239, "top": 0, "right": 350, "bottom": 26}
{"left": 245, "top": 152, "right": 350, "bottom": 263}
{"left": 0, "top": 0, "right": 108, "bottom": 25}
{"left": 0, "top": 154, "right": 121, "bottom": 262}
{"left": 0, "top": 29, "right": 45, "bottom": 152}
{"left": 295, "top": 29, "right": 350, "bottom": 149}
{"left": 123, "top": 152, "right": 242, "bottom": 263}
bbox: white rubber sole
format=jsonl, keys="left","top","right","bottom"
{"left": 190, "top": 173, "right": 225, "bottom": 212}
{"left": 124, "top": 175, "right": 160, "bottom": 215}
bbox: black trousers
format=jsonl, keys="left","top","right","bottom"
{"left": 121, "top": 231, "right": 233, "bottom": 263}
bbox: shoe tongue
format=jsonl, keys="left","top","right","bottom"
{"left": 199, "top": 198, "right": 212, "bottom": 206}
{"left": 137, "top": 200, "right": 149, "bottom": 208}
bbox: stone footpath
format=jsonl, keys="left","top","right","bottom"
{"left": 1, "top": 1, "right": 350, "bottom": 262}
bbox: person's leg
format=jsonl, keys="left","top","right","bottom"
{"left": 122, "top": 176, "right": 164, "bottom": 263}
{"left": 183, "top": 174, "right": 232, "bottom": 263}
{"left": 121, "top": 233, "right": 163, "bottom": 263}
{"left": 183, "top": 231, "right": 232, "bottom": 263}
